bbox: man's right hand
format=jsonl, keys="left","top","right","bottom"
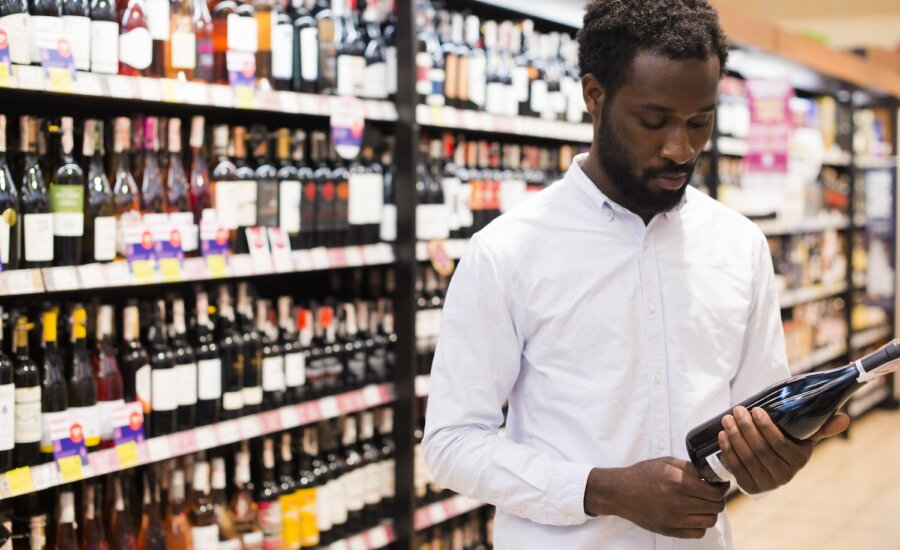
{"left": 584, "top": 457, "right": 729, "bottom": 539}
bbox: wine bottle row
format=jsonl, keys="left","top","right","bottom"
{"left": 415, "top": 508, "right": 494, "bottom": 550}
{"left": 0, "top": 269, "right": 397, "bottom": 473}
{"left": 415, "top": 132, "right": 582, "bottom": 241}
{"left": 0, "top": 114, "right": 394, "bottom": 271}
{"left": 0, "top": 408, "right": 396, "bottom": 549}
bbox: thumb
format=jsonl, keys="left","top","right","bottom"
{"left": 810, "top": 413, "right": 850, "bottom": 442}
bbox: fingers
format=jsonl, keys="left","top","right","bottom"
{"left": 749, "top": 408, "right": 810, "bottom": 466}
{"left": 671, "top": 528, "right": 708, "bottom": 540}
{"left": 811, "top": 413, "right": 851, "bottom": 442}
{"left": 683, "top": 496, "right": 726, "bottom": 516}
{"left": 684, "top": 513, "right": 720, "bottom": 529}
{"left": 719, "top": 411, "right": 772, "bottom": 492}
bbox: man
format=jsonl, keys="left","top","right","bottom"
{"left": 422, "top": 1, "right": 850, "bottom": 548}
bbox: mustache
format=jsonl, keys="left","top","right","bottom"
{"left": 643, "top": 161, "right": 695, "bottom": 179}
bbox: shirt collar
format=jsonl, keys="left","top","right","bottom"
{"left": 565, "top": 153, "right": 689, "bottom": 221}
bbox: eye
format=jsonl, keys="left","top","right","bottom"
{"left": 688, "top": 115, "right": 713, "bottom": 129}
{"left": 639, "top": 117, "right": 666, "bottom": 130}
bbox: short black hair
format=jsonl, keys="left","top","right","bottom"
{"left": 577, "top": 0, "right": 729, "bottom": 98}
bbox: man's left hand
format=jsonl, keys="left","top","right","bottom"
{"left": 718, "top": 406, "right": 850, "bottom": 494}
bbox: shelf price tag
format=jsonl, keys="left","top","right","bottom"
{"left": 227, "top": 50, "right": 256, "bottom": 108}
{"left": 115, "top": 441, "right": 140, "bottom": 468}
{"left": 246, "top": 227, "right": 273, "bottom": 274}
{"left": 130, "top": 259, "right": 155, "bottom": 284}
{"left": 160, "top": 79, "right": 180, "bottom": 102}
{"left": 0, "top": 30, "right": 11, "bottom": 87}
{"left": 50, "top": 413, "right": 89, "bottom": 477}
{"left": 267, "top": 227, "right": 293, "bottom": 272}
{"left": 57, "top": 455, "right": 83, "bottom": 482}
{"left": 319, "top": 396, "right": 339, "bottom": 418}
{"left": 36, "top": 22, "right": 76, "bottom": 94}
{"left": 206, "top": 254, "right": 228, "bottom": 278}
{"left": 113, "top": 401, "right": 145, "bottom": 446}
{"left": 310, "top": 247, "right": 330, "bottom": 270}
{"left": 194, "top": 426, "right": 218, "bottom": 450}
{"left": 331, "top": 95, "right": 365, "bottom": 160}
{"left": 5, "top": 467, "right": 34, "bottom": 496}
{"left": 348, "top": 535, "right": 368, "bottom": 550}
{"left": 279, "top": 405, "right": 300, "bottom": 429}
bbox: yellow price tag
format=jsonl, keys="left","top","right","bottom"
{"left": 57, "top": 455, "right": 84, "bottom": 483}
{"left": 430, "top": 104, "right": 445, "bottom": 126}
{"left": 46, "top": 67, "right": 74, "bottom": 93}
{"left": 0, "top": 63, "right": 11, "bottom": 87}
{"left": 115, "top": 441, "right": 140, "bottom": 467}
{"left": 235, "top": 85, "right": 256, "bottom": 108}
{"left": 160, "top": 80, "right": 180, "bottom": 102}
{"left": 5, "top": 466, "right": 34, "bottom": 495}
{"left": 158, "top": 258, "right": 182, "bottom": 282}
{"left": 131, "top": 259, "right": 156, "bottom": 284}
{"left": 206, "top": 254, "right": 228, "bottom": 278}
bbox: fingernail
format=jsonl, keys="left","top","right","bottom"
{"left": 722, "top": 415, "right": 734, "bottom": 429}
{"left": 752, "top": 408, "right": 764, "bottom": 420}
{"left": 735, "top": 407, "right": 747, "bottom": 420}
{"left": 718, "top": 431, "right": 726, "bottom": 444}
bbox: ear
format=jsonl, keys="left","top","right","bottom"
{"left": 582, "top": 74, "right": 606, "bottom": 121}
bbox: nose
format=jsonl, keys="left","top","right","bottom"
{"left": 660, "top": 126, "right": 696, "bottom": 166}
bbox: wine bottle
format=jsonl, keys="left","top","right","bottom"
{"left": 93, "top": 305, "right": 124, "bottom": 448}
{"left": 253, "top": 0, "right": 273, "bottom": 85}
{"left": 0, "top": 0, "right": 30, "bottom": 66}
{"left": 360, "top": 0, "right": 386, "bottom": 99}
{"left": 49, "top": 117, "right": 84, "bottom": 267}
{"left": 82, "top": 120, "right": 116, "bottom": 264}
{"left": 189, "top": 117, "right": 212, "bottom": 224}
{"left": 322, "top": 420, "right": 348, "bottom": 539}
{"left": 0, "top": 308, "right": 12, "bottom": 472}
{"left": 19, "top": 117, "right": 54, "bottom": 268}
{"left": 190, "top": 460, "right": 220, "bottom": 548}
{"left": 340, "top": 415, "right": 364, "bottom": 532}
{"left": 148, "top": 300, "right": 177, "bottom": 437}
{"left": 166, "top": 0, "right": 195, "bottom": 80}
{"left": 39, "top": 308, "right": 67, "bottom": 461}
{"left": 297, "top": 426, "right": 320, "bottom": 548}
{"left": 120, "top": 303, "right": 152, "bottom": 432}
{"left": 55, "top": 490, "right": 79, "bottom": 549}
{"left": 209, "top": 456, "right": 241, "bottom": 549}
{"left": 170, "top": 298, "right": 197, "bottom": 430}
{"left": 211, "top": 0, "right": 236, "bottom": 83}
{"left": 686, "top": 339, "right": 900, "bottom": 483}
{"left": 375, "top": 406, "right": 394, "bottom": 515}
{"left": 82, "top": 482, "right": 109, "bottom": 550}
{"left": 257, "top": 437, "right": 283, "bottom": 548}
{"left": 164, "top": 467, "right": 192, "bottom": 549}
{"left": 118, "top": 0, "right": 152, "bottom": 75}
{"left": 0, "top": 115, "right": 19, "bottom": 271}
{"left": 329, "top": 140, "right": 349, "bottom": 248}
{"left": 315, "top": 0, "right": 336, "bottom": 94}
{"left": 381, "top": 0, "right": 396, "bottom": 100}
{"left": 138, "top": 469, "right": 168, "bottom": 550}
{"left": 274, "top": 128, "right": 300, "bottom": 245}
{"left": 358, "top": 410, "right": 381, "bottom": 525}
{"left": 231, "top": 445, "right": 264, "bottom": 548}
{"left": 192, "top": 0, "right": 213, "bottom": 81}
{"left": 112, "top": 118, "right": 142, "bottom": 258}
{"left": 252, "top": 126, "right": 279, "bottom": 228}
{"left": 68, "top": 305, "right": 100, "bottom": 451}
{"left": 216, "top": 285, "right": 244, "bottom": 420}
{"left": 259, "top": 300, "right": 285, "bottom": 410}
{"left": 12, "top": 316, "right": 40, "bottom": 467}
{"left": 61, "top": 0, "right": 90, "bottom": 71}
{"left": 278, "top": 432, "right": 302, "bottom": 550}
{"left": 271, "top": 0, "right": 293, "bottom": 90}
{"left": 194, "top": 289, "right": 221, "bottom": 425}
{"left": 302, "top": 132, "right": 324, "bottom": 249}
{"left": 141, "top": 117, "right": 165, "bottom": 216}
{"left": 28, "top": 0, "right": 62, "bottom": 65}
{"left": 232, "top": 126, "right": 258, "bottom": 253}
{"left": 334, "top": 0, "right": 363, "bottom": 97}
{"left": 89, "top": 0, "right": 118, "bottom": 73}
{"left": 236, "top": 283, "right": 262, "bottom": 414}
{"left": 144, "top": 0, "right": 167, "bottom": 76}
{"left": 166, "top": 119, "right": 199, "bottom": 255}
{"left": 340, "top": 302, "right": 366, "bottom": 390}
{"left": 278, "top": 296, "right": 305, "bottom": 404}
{"left": 291, "top": 0, "right": 317, "bottom": 93}
{"left": 210, "top": 124, "right": 237, "bottom": 237}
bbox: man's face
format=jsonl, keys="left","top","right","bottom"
{"left": 595, "top": 51, "right": 720, "bottom": 216}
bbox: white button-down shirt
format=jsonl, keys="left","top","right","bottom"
{"left": 423, "top": 154, "right": 790, "bottom": 549}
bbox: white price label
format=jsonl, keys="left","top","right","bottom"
{"left": 146, "top": 437, "right": 171, "bottom": 462}
{"left": 319, "top": 396, "right": 339, "bottom": 418}
{"left": 278, "top": 405, "right": 300, "bottom": 429}
{"left": 238, "top": 416, "right": 261, "bottom": 439}
{"left": 194, "top": 426, "right": 217, "bottom": 450}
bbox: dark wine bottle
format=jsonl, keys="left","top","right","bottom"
{"left": 19, "top": 117, "right": 54, "bottom": 269}
{"left": 278, "top": 296, "right": 304, "bottom": 405}
{"left": 257, "top": 437, "right": 283, "bottom": 548}
{"left": 48, "top": 117, "right": 84, "bottom": 266}
{"left": 687, "top": 339, "right": 900, "bottom": 483}
{"left": 148, "top": 300, "right": 177, "bottom": 437}
{"left": 258, "top": 300, "right": 285, "bottom": 410}
{"left": 0, "top": 308, "right": 12, "bottom": 472}
{"left": 12, "top": 316, "right": 40, "bottom": 467}
{"left": 170, "top": 298, "right": 197, "bottom": 431}
{"left": 82, "top": 482, "right": 109, "bottom": 549}
{"left": 216, "top": 285, "right": 244, "bottom": 420}
{"left": 93, "top": 304, "right": 124, "bottom": 448}
{"left": 194, "top": 289, "right": 221, "bottom": 425}
{"left": 0, "top": 115, "right": 19, "bottom": 271}
{"left": 83, "top": 120, "right": 117, "bottom": 264}
{"left": 67, "top": 305, "right": 100, "bottom": 451}
{"left": 39, "top": 308, "right": 67, "bottom": 461}
{"left": 119, "top": 303, "right": 152, "bottom": 432}
{"left": 89, "top": 0, "right": 119, "bottom": 74}
{"left": 55, "top": 490, "right": 79, "bottom": 549}
{"left": 236, "top": 282, "right": 262, "bottom": 414}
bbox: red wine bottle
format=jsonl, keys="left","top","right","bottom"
{"left": 687, "top": 339, "right": 900, "bottom": 483}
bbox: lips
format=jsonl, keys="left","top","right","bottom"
{"left": 652, "top": 173, "right": 688, "bottom": 190}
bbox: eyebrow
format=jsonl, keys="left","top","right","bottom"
{"left": 639, "top": 103, "right": 717, "bottom": 114}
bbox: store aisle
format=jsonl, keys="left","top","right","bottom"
{"left": 727, "top": 407, "right": 900, "bottom": 549}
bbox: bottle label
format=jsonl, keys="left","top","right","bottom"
{"left": 257, "top": 499, "right": 282, "bottom": 547}
{"left": 50, "top": 185, "right": 85, "bottom": 237}
{"left": 171, "top": 29, "right": 197, "bottom": 69}
{"left": 344, "top": 468, "right": 364, "bottom": 512}
{"left": 271, "top": 23, "right": 293, "bottom": 79}
{"left": 0, "top": 218, "right": 10, "bottom": 265}
{"left": 336, "top": 54, "right": 364, "bottom": 97}
{"left": 242, "top": 385, "right": 263, "bottom": 406}
{"left": 97, "top": 398, "right": 124, "bottom": 442}
{"left": 314, "top": 481, "right": 332, "bottom": 532}
{"left": 119, "top": 27, "right": 152, "bottom": 70}
{"left": 176, "top": 362, "right": 198, "bottom": 406}
{"left": 261, "top": 356, "right": 285, "bottom": 392}
{"left": 347, "top": 173, "right": 367, "bottom": 226}
{"left": 135, "top": 364, "right": 152, "bottom": 414}
{"left": 0, "top": 13, "right": 30, "bottom": 65}
{"left": 415, "top": 52, "right": 431, "bottom": 95}
{"left": 278, "top": 181, "right": 301, "bottom": 233}
{"left": 61, "top": 15, "right": 90, "bottom": 70}
{"left": 145, "top": 0, "right": 170, "bottom": 40}
{"left": 14, "top": 386, "right": 41, "bottom": 444}
{"left": 196, "top": 37, "right": 214, "bottom": 80}
{"left": 257, "top": 180, "right": 280, "bottom": 227}
{"left": 0, "top": 384, "right": 13, "bottom": 451}
{"left": 92, "top": 216, "right": 117, "bottom": 261}
{"left": 222, "top": 390, "right": 243, "bottom": 411}
{"left": 169, "top": 212, "right": 198, "bottom": 252}
{"left": 328, "top": 477, "right": 348, "bottom": 526}
{"left": 237, "top": 181, "right": 259, "bottom": 227}
{"left": 68, "top": 404, "right": 100, "bottom": 447}
{"left": 445, "top": 53, "right": 458, "bottom": 101}
{"left": 299, "top": 27, "right": 318, "bottom": 82}
{"left": 386, "top": 46, "right": 397, "bottom": 95}
{"left": 284, "top": 352, "right": 305, "bottom": 388}
{"left": 227, "top": 14, "right": 258, "bottom": 53}
{"left": 363, "top": 462, "right": 381, "bottom": 506}
{"left": 380, "top": 204, "right": 397, "bottom": 242}
{"left": 705, "top": 451, "right": 734, "bottom": 483}
{"left": 191, "top": 524, "right": 220, "bottom": 549}
{"left": 380, "top": 458, "right": 395, "bottom": 498}
{"left": 485, "top": 82, "right": 507, "bottom": 116}
{"left": 198, "top": 358, "right": 223, "bottom": 400}
{"left": 363, "top": 61, "right": 388, "bottom": 99}
{"left": 151, "top": 368, "right": 178, "bottom": 411}
{"left": 513, "top": 66, "right": 529, "bottom": 103}
{"left": 367, "top": 173, "right": 385, "bottom": 224}
{"left": 467, "top": 54, "right": 486, "bottom": 108}
{"left": 297, "top": 487, "right": 319, "bottom": 547}
{"left": 89, "top": 20, "right": 119, "bottom": 74}
{"left": 218, "top": 540, "right": 242, "bottom": 550}
{"left": 29, "top": 15, "right": 62, "bottom": 66}
{"left": 23, "top": 212, "right": 54, "bottom": 262}
{"left": 39, "top": 410, "right": 69, "bottom": 453}
{"left": 427, "top": 68, "right": 445, "bottom": 105}
{"left": 280, "top": 492, "right": 302, "bottom": 548}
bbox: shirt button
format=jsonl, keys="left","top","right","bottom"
{"left": 642, "top": 239, "right": 650, "bottom": 250}
{"left": 648, "top": 303, "right": 657, "bottom": 314}
{"left": 654, "top": 372, "right": 662, "bottom": 384}
{"left": 657, "top": 439, "right": 666, "bottom": 452}
{"left": 606, "top": 208, "right": 614, "bottom": 221}
{"left": 566, "top": 514, "right": 575, "bottom": 522}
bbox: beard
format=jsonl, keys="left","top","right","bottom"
{"left": 597, "top": 108, "right": 694, "bottom": 217}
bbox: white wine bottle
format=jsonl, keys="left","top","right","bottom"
{"left": 687, "top": 339, "right": 900, "bottom": 483}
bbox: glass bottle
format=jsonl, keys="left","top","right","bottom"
{"left": 0, "top": 115, "right": 19, "bottom": 271}
{"left": 82, "top": 482, "right": 110, "bottom": 550}
{"left": 231, "top": 444, "right": 263, "bottom": 549}
{"left": 165, "top": 467, "right": 193, "bottom": 550}
{"left": 89, "top": 0, "right": 119, "bottom": 73}
{"left": 257, "top": 437, "right": 282, "bottom": 548}
{"left": 211, "top": 456, "right": 241, "bottom": 549}
{"left": 82, "top": 120, "right": 117, "bottom": 264}
{"left": 211, "top": 0, "right": 236, "bottom": 84}
{"left": 258, "top": 300, "right": 284, "bottom": 410}
{"left": 19, "top": 117, "right": 53, "bottom": 269}
{"left": 253, "top": 0, "right": 273, "bottom": 86}
{"left": 0, "top": 308, "right": 11, "bottom": 472}
{"left": 141, "top": 117, "right": 165, "bottom": 216}
{"left": 291, "top": 0, "right": 316, "bottom": 93}
{"left": 216, "top": 285, "right": 244, "bottom": 420}
{"left": 12, "top": 316, "right": 40, "bottom": 467}
{"left": 67, "top": 305, "right": 100, "bottom": 451}
{"left": 118, "top": 0, "right": 152, "bottom": 75}
{"left": 28, "top": 0, "right": 62, "bottom": 66}
{"left": 93, "top": 305, "right": 124, "bottom": 448}
{"left": 165, "top": 0, "right": 195, "bottom": 79}
{"left": 278, "top": 432, "right": 301, "bottom": 550}
{"left": 194, "top": 289, "right": 221, "bottom": 425}
{"left": 137, "top": 470, "right": 168, "bottom": 550}
{"left": 270, "top": 0, "right": 292, "bottom": 90}
{"left": 192, "top": 0, "right": 213, "bottom": 80}
{"left": 119, "top": 303, "right": 152, "bottom": 432}
{"left": 0, "top": 0, "right": 30, "bottom": 66}
{"left": 61, "top": 0, "right": 90, "bottom": 71}
{"left": 49, "top": 117, "right": 84, "bottom": 267}
{"left": 170, "top": 298, "right": 197, "bottom": 430}
{"left": 112, "top": 118, "right": 142, "bottom": 259}
{"left": 112, "top": 476, "right": 138, "bottom": 550}
{"left": 148, "top": 300, "right": 177, "bottom": 437}
{"left": 55, "top": 490, "right": 79, "bottom": 549}
{"left": 166, "top": 119, "right": 199, "bottom": 255}
{"left": 188, "top": 116, "right": 212, "bottom": 224}
{"left": 39, "top": 309, "right": 67, "bottom": 462}
{"left": 189, "top": 460, "right": 219, "bottom": 548}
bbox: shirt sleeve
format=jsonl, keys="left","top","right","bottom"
{"left": 422, "top": 234, "right": 595, "bottom": 526}
{"left": 730, "top": 232, "right": 791, "bottom": 404}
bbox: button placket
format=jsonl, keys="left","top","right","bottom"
{"left": 641, "top": 231, "right": 670, "bottom": 458}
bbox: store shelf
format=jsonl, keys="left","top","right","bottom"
{"left": 755, "top": 214, "right": 850, "bottom": 236}
{"left": 414, "top": 495, "right": 486, "bottom": 531}
{"left": 415, "top": 104, "right": 592, "bottom": 143}
{"left": 851, "top": 325, "right": 893, "bottom": 350}
{"left": 415, "top": 374, "right": 431, "bottom": 397}
{"left": 717, "top": 136, "right": 749, "bottom": 157}
{"left": 0, "top": 383, "right": 395, "bottom": 501}
{"left": 778, "top": 282, "right": 847, "bottom": 309}
{"left": 855, "top": 156, "right": 897, "bottom": 170}
{"left": 822, "top": 151, "right": 852, "bottom": 167}
{"left": 847, "top": 379, "right": 892, "bottom": 419}
{"left": 324, "top": 521, "right": 396, "bottom": 550}
{"left": 0, "top": 67, "right": 398, "bottom": 121}
{"left": 415, "top": 239, "right": 470, "bottom": 262}
{"left": 0, "top": 244, "right": 395, "bottom": 297}
{"left": 790, "top": 342, "right": 847, "bottom": 375}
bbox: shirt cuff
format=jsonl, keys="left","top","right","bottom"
{"left": 543, "top": 460, "right": 595, "bottom": 526}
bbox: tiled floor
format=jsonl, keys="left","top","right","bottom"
{"left": 727, "top": 407, "right": 900, "bottom": 549}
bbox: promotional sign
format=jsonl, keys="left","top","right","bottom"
{"left": 39, "top": 34, "right": 76, "bottom": 93}
{"left": 331, "top": 95, "right": 365, "bottom": 160}
{"left": 227, "top": 50, "right": 256, "bottom": 107}
{"left": 0, "top": 29, "right": 11, "bottom": 87}
{"left": 744, "top": 79, "right": 793, "bottom": 173}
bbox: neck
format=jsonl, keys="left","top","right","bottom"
{"left": 581, "top": 149, "right": 655, "bottom": 226}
